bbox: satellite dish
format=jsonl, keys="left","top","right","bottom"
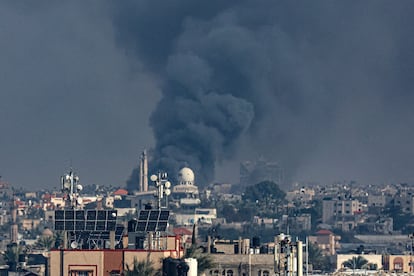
{"left": 164, "top": 189, "right": 171, "bottom": 196}
{"left": 76, "top": 184, "right": 83, "bottom": 191}
{"left": 70, "top": 241, "right": 78, "bottom": 249}
{"left": 111, "top": 212, "right": 117, "bottom": 218}
{"left": 150, "top": 175, "right": 158, "bottom": 182}
{"left": 63, "top": 182, "right": 71, "bottom": 190}
{"left": 164, "top": 181, "right": 171, "bottom": 188}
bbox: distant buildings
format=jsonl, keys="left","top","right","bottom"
{"left": 240, "top": 158, "right": 284, "bottom": 187}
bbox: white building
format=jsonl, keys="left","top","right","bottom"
{"left": 172, "top": 167, "right": 201, "bottom": 207}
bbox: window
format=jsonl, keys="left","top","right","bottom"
{"left": 70, "top": 271, "right": 93, "bottom": 276}
{"left": 393, "top": 257, "right": 404, "bottom": 271}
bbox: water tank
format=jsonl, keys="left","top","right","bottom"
{"left": 185, "top": 258, "right": 198, "bottom": 276}
{"left": 252, "top": 236, "right": 260, "bottom": 247}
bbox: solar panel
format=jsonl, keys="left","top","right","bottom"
{"left": 55, "top": 210, "right": 64, "bottom": 220}
{"left": 157, "top": 221, "right": 168, "bottom": 232}
{"left": 136, "top": 222, "right": 147, "bottom": 232}
{"left": 147, "top": 221, "right": 157, "bottom": 232}
{"left": 75, "top": 210, "right": 85, "bottom": 220}
{"left": 54, "top": 209, "right": 119, "bottom": 233}
{"left": 107, "top": 221, "right": 116, "bottom": 231}
{"left": 96, "top": 221, "right": 106, "bottom": 231}
{"left": 159, "top": 210, "right": 170, "bottom": 220}
{"left": 138, "top": 210, "right": 149, "bottom": 220}
{"left": 87, "top": 210, "right": 97, "bottom": 220}
{"left": 65, "top": 210, "right": 74, "bottom": 220}
{"left": 149, "top": 211, "right": 160, "bottom": 220}
{"left": 134, "top": 210, "right": 170, "bottom": 232}
{"left": 86, "top": 221, "right": 96, "bottom": 231}
{"left": 65, "top": 220, "right": 74, "bottom": 231}
{"left": 75, "top": 221, "right": 85, "bottom": 231}
{"left": 55, "top": 221, "right": 64, "bottom": 230}
{"left": 97, "top": 210, "right": 107, "bottom": 220}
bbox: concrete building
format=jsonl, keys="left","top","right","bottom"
{"left": 384, "top": 255, "right": 412, "bottom": 273}
{"left": 49, "top": 247, "right": 182, "bottom": 276}
{"left": 335, "top": 254, "right": 382, "bottom": 272}
{"left": 309, "top": 229, "right": 341, "bottom": 256}
{"left": 322, "top": 197, "right": 362, "bottom": 231}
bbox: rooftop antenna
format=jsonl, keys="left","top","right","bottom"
{"left": 150, "top": 171, "right": 171, "bottom": 209}
{"left": 61, "top": 168, "right": 83, "bottom": 209}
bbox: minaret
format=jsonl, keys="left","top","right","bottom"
{"left": 10, "top": 194, "right": 18, "bottom": 243}
{"left": 139, "top": 150, "right": 148, "bottom": 192}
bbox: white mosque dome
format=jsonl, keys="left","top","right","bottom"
{"left": 178, "top": 167, "right": 195, "bottom": 185}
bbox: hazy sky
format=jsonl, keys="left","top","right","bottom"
{"left": 1, "top": 1, "right": 414, "bottom": 189}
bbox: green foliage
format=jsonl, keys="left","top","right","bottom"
{"left": 243, "top": 181, "right": 286, "bottom": 203}
{"left": 125, "top": 256, "right": 155, "bottom": 276}
{"left": 3, "top": 243, "right": 22, "bottom": 271}
{"left": 307, "top": 242, "right": 331, "bottom": 272}
{"left": 185, "top": 246, "right": 214, "bottom": 273}
{"left": 342, "top": 256, "right": 369, "bottom": 270}
{"left": 35, "top": 235, "right": 55, "bottom": 250}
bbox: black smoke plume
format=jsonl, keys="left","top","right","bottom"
{"left": 120, "top": 1, "right": 414, "bottom": 189}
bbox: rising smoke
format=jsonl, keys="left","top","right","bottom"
{"left": 120, "top": 1, "right": 414, "bottom": 188}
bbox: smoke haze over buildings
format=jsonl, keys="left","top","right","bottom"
{"left": 1, "top": 1, "right": 414, "bottom": 189}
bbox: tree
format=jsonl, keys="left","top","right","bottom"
{"left": 243, "top": 181, "right": 286, "bottom": 217}
{"left": 185, "top": 246, "right": 214, "bottom": 274}
{"left": 35, "top": 235, "right": 55, "bottom": 250}
{"left": 307, "top": 242, "right": 331, "bottom": 272}
{"left": 243, "top": 181, "right": 286, "bottom": 203}
{"left": 125, "top": 256, "right": 155, "bottom": 276}
{"left": 342, "top": 256, "right": 369, "bottom": 270}
{"left": 3, "top": 243, "right": 22, "bottom": 271}
{"left": 184, "top": 224, "right": 214, "bottom": 274}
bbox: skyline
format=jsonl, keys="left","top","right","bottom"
{"left": 1, "top": 1, "right": 414, "bottom": 189}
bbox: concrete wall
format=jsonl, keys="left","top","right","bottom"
{"left": 336, "top": 254, "right": 382, "bottom": 271}
{"left": 210, "top": 254, "right": 276, "bottom": 276}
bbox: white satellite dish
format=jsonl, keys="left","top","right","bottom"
{"left": 164, "top": 181, "right": 171, "bottom": 188}
{"left": 70, "top": 241, "right": 78, "bottom": 249}
{"left": 76, "top": 184, "right": 83, "bottom": 191}
{"left": 164, "top": 189, "right": 171, "bottom": 196}
{"left": 150, "top": 174, "right": 158, "bottom": 182}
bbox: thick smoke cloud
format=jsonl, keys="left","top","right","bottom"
{"left": 119, "top": 1, "right": 414, "bottom": 187}
{"left": 2, "top": 1, "right": 414, "bottom": 189}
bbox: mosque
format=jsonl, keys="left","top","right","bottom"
{"left": 171, "top": 167, "right": 201, "bottom": 207}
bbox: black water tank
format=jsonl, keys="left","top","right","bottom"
{"left": 252, "top": 236, "right": 260, "bottom": 247}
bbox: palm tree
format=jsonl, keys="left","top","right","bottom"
{"left": 184, "top": 224, "right": 215, "bottom": 274}
{"left": 3, "top": 243, "right": 22, "bottom": 271}
{"left": 125, "top": 256, "right": 155, "bottom": 276}
{"left": 342, "top": 256, "right": 369, "bottom": 270}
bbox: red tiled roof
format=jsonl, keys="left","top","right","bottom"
{"left": 113, "top": 189, "right": 128, "bottom": 195}
{"left": 173, "top": 227, "right": 192, "bottom": 236}
{"left": 316, "top": 229, "right": 333, "bottom": 235}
